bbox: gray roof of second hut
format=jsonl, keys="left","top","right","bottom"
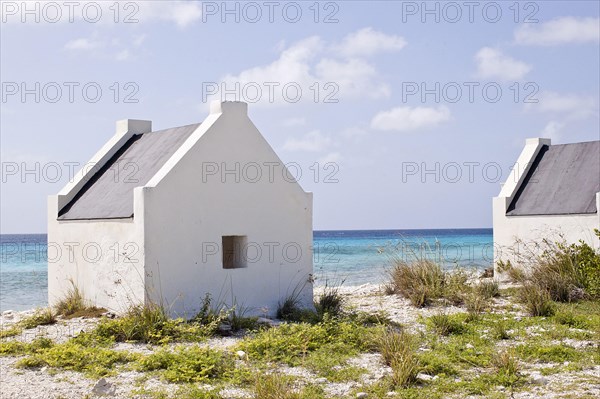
{"left": 58, "top": 123, "right": 200, "bottom": 220}
{"left": 506, "top": 140, "right": 600, "bottom": 216}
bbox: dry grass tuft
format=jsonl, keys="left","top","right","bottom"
{"left": 377, "top": 328, "right": 420, "bottom": 388}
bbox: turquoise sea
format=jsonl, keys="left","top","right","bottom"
{"left": 0, "top": 229, "right": 493, "bottom": 311}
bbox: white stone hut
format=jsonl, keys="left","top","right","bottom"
{"left": 493, "top": 138, "right": 600, "bottom": 272}
{"left": 48, "top": 101, "right": 313, "bottom": 317}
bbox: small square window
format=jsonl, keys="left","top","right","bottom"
{"left": 222, "top": 236, "right": 247, "bottom": 269}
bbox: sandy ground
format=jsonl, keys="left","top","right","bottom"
{"left": 0, "top": 284, "right": 599, "bottom": 399}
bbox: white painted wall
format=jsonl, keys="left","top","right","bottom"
{"left": 48, "top": 102, "right": 313, "bottom": 317}
{"left": 48, "top": 119, "right": 151, "bottom": 312}
{"left": 141, "top": 101, "right": 313, "bottom": 318}
{"left": 493, "top": 138, "right": 600, "bottom": 274}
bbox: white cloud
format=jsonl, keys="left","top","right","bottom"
{"left": 316, "top": 57, "right": 390, "bottom": 99}
{"left": 335, "top": 27, "right": 406, "bottom": 57}
{"left": 132, "top": 34, "right": 147, "bottom": 47}
{"left": 217, "top": 29, "right": 394, "bottom": 106}
{"left": 63, "top": 33, "right": 146, "bottom": 61}
{"left": 526, "top": 91, "right": 597, "bottom": 120}
{"left": 540, "top": 121, "right": 564, "bottom": 142}
{"left": 64, "top": 38, "right": 100, "bottom": 51}
{"left": 370, "top": 106, "right": 451, "bottom": 132}
{"left": 2, "top": 1, "right": 202, "bottom": 27}
{"left": 282, "top": 117, "right": 306, "bottom": 127}
{"left": 474, "top": 47, "right": 531, "bottom": 81}
{"left": 160, "top": 1, "right": 203, "bottom": 28}
{"left": 115, "top": 50, "right": 130, "bottom": 61}
{"left": 515, "top": 17, "right": 599, "bottom": 46}
{"left": 283, "top": 130, "right": 332, "bottom": 152}
{"left": 319, "top": 152, "right": 342, "bottom": 164}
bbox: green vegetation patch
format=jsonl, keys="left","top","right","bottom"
{"left": 237, "top": 316, "right": 378, "bottom": 366}
{"left": 16, "top": 340, "right": 137, "bottom": 377}
{"left": 136, "top": 345, "right": 235, "bottom": 383}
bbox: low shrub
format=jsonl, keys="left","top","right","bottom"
{"left": 0, "top": 325, "right": 22, "bottom": 339}
{"left": 238, "top": 316, "right": 376, "bottom": 365}
{"left": 0, "top": 337, "right": 53, "bottom": 356}
{"left": 17, "top": 341, "right": 135, "bottom": 377}
{"left": 137, "top": 346, "right": 234, "bottom": 383}
{"left": 500, "top": 232, "right": 600, "bottom": 304}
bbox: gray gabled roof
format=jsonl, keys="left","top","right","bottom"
{"left": 58, "top": 123, "right": 200, "bottom": 220}
{"left": 507, "top": 140, "right": 600, "bottom": 216}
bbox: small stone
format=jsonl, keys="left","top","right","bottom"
{"left": 256, "top": 317, "right": 280, "bottom": 327}
{"left": 531, "top": 374, "right": 548, "bottom": 385}
{"left": 417, "top": 373, "right": 434, "bottom": 381}
{"left": 40, "top": 366, "right": 48, "bottom": 373}
{"left": 465, "top": 343, "right": 474, "bottom": 349}
{"left": 236, "top": 350, "right": 246, "bottom": 359}
{"left": 386, "top": 393, "right": 397, "bottom": 397}
{"left": 315, "top": 377, "right": 327, "bottom": 384}
{"left": 356, "top": 393, "right": 368, "bottom": 399}
{"left": 2, "top": 310, "right": 13, "bottom": 315}
{"left": 92, "top": 378, "right": 116, "bottom": 396}
{"left": 218, "top": 324, "right": 232, "bottom": 335}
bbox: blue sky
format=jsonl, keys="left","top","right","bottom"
{"left": 1, "top": 0, "right": 599, "bottom": 233}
